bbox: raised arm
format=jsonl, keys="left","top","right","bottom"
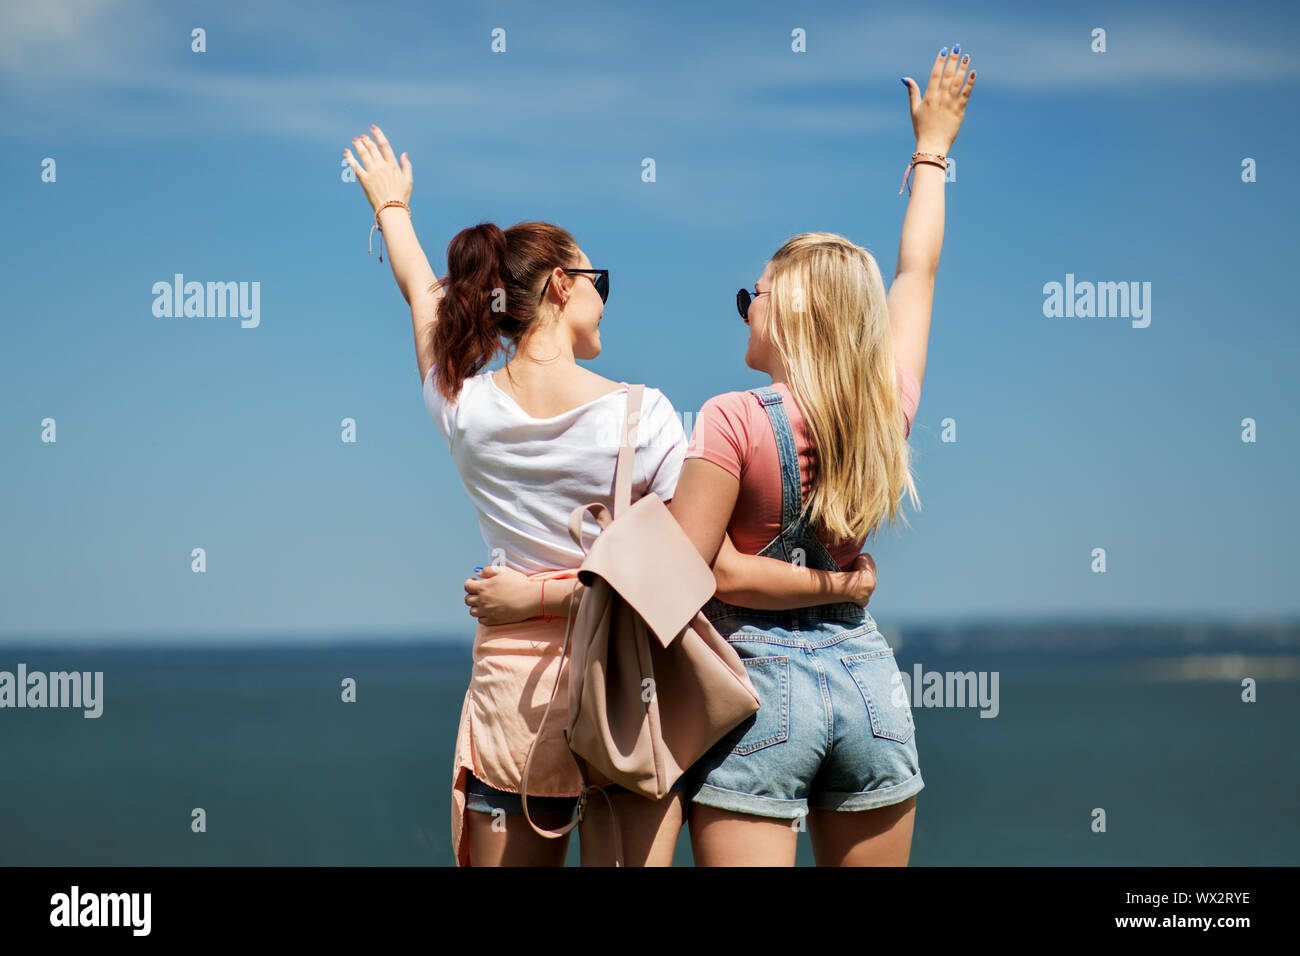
{"left": 345, "top": 125, "right": 445, "bottom": 384}
{"left": 889, "top": 47, "right": 976, "bottom": 388}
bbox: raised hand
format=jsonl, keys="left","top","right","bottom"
{"left": 901, "top": 46, "right": 975, "bottom": 154}
{"left": 344, "top": 124, "right": 413, "bottom": 213}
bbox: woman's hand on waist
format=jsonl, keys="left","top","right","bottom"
{"left": 841, "top": 552, "right": 878, "bottom": 606}
{"left": 464, "top": 566, "right": 542, "bottom": 626}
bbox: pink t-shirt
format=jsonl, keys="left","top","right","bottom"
{"left": 685, "top": 362, "right": 921, "bottom": 570}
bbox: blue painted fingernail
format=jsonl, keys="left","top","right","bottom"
{"left": 940, "top": 47, "right": 947, "bottom": 56}
{"left": 954, "top": 44, "right": 961, "bottom": 54}
{"left": 473, "top": 566, "right": 483, "bottom": 573}
{"left": 900, "top": 77, "right": 908, "bottom": 86}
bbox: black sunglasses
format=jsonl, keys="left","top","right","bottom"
{"left": 540, "top": 268, "right": 609, "bottom": 304}
{"left": 736, "top": 288, "right": 770, "bottom": 322}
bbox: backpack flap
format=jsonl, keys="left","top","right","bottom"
{"left": 576, "top": 493, "right": 716, "bottom": 649}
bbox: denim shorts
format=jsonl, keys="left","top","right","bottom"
{"left": 687, "top": 612, "right": 924, "bottom": 820}
{"left": 465, "top": 771, "right": 693, "bottom": 816}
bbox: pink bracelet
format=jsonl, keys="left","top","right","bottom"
{"left": 898, "top": 152, "right": 948, "bottom": 195}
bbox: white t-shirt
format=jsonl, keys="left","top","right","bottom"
{"left": 423, "top": 365, "right": 689, "bottom": 572}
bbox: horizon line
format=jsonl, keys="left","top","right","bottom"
{"left": 2, "top": 611, "right": 1298, "bottom": 650}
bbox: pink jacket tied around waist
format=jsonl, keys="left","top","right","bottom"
{"left": 450, "top": 568, "right": 584, "bottom": 867}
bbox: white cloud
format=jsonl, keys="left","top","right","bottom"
{"left": 1, "top": 0, "right": 1294, "bottom": 152}
{"left": 0, "top": 0, "right": 146, "bottom": 79}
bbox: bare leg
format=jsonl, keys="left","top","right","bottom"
{"left": 579, "top": 790, "right": 685, "bottom": 867}
{"left": 688, "top": 804, "right": 799, "bottom": 866}
{"left": 466, "top": 807, "right": 574, "bottom": 866}
{"left": 807, "top": 796, "right": 917, "bottom": 866}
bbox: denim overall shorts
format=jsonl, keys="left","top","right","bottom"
{"left": 686, "top": 386, "right": 925, "bottom": 820}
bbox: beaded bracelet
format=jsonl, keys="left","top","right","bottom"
{"left": 898, "top": 151, "right": 948, "bottom": 196}
{"left": 369, "top": 200, "right": 410, "bottom": 262}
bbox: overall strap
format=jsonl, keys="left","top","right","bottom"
{"left": 613, "top": 384, "right": 646, "bottom": 517}
{"left": 750, "top": 386, "right": 804, "bottom": 556}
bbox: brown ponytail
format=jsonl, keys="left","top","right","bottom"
{"left": 430, "top": 220, "right": 580, "bottom": 401}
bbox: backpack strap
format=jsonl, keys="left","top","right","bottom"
{"left": 613, "top": 384, "right": 645, "bottom": 517}
{"left": 518, "top": 549, "right": 626, "bottom": 866}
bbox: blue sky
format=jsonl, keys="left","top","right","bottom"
{"left": 1, "top": 0, "right": 1297, "bottom": 643}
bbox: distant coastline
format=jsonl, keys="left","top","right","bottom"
{"left": 3, "top": 616, "right": 1297, "bottom": 654}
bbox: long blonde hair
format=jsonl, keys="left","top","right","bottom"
{"left": 765, "top": 232, "right": 919, "bottom": 541}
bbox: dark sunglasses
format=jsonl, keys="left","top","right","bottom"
{"left": 736, "top": 288, "right": 770, "bottom": 322}
{"left": 540, "top": 268, "right": 609, "bottom": 304}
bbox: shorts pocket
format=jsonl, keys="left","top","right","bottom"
{"left": 842, "top": 649, "right": 914, "bottom": 743}
{"left": 731, "top": 655, "right": 790, "bottom": 755}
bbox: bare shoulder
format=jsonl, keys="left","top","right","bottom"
{"left": 573, "top": 366, "right": 629, "bottom": 401}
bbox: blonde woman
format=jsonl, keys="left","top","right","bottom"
{"left": 666, "top": 46, "right": 975, "bottom": 865}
